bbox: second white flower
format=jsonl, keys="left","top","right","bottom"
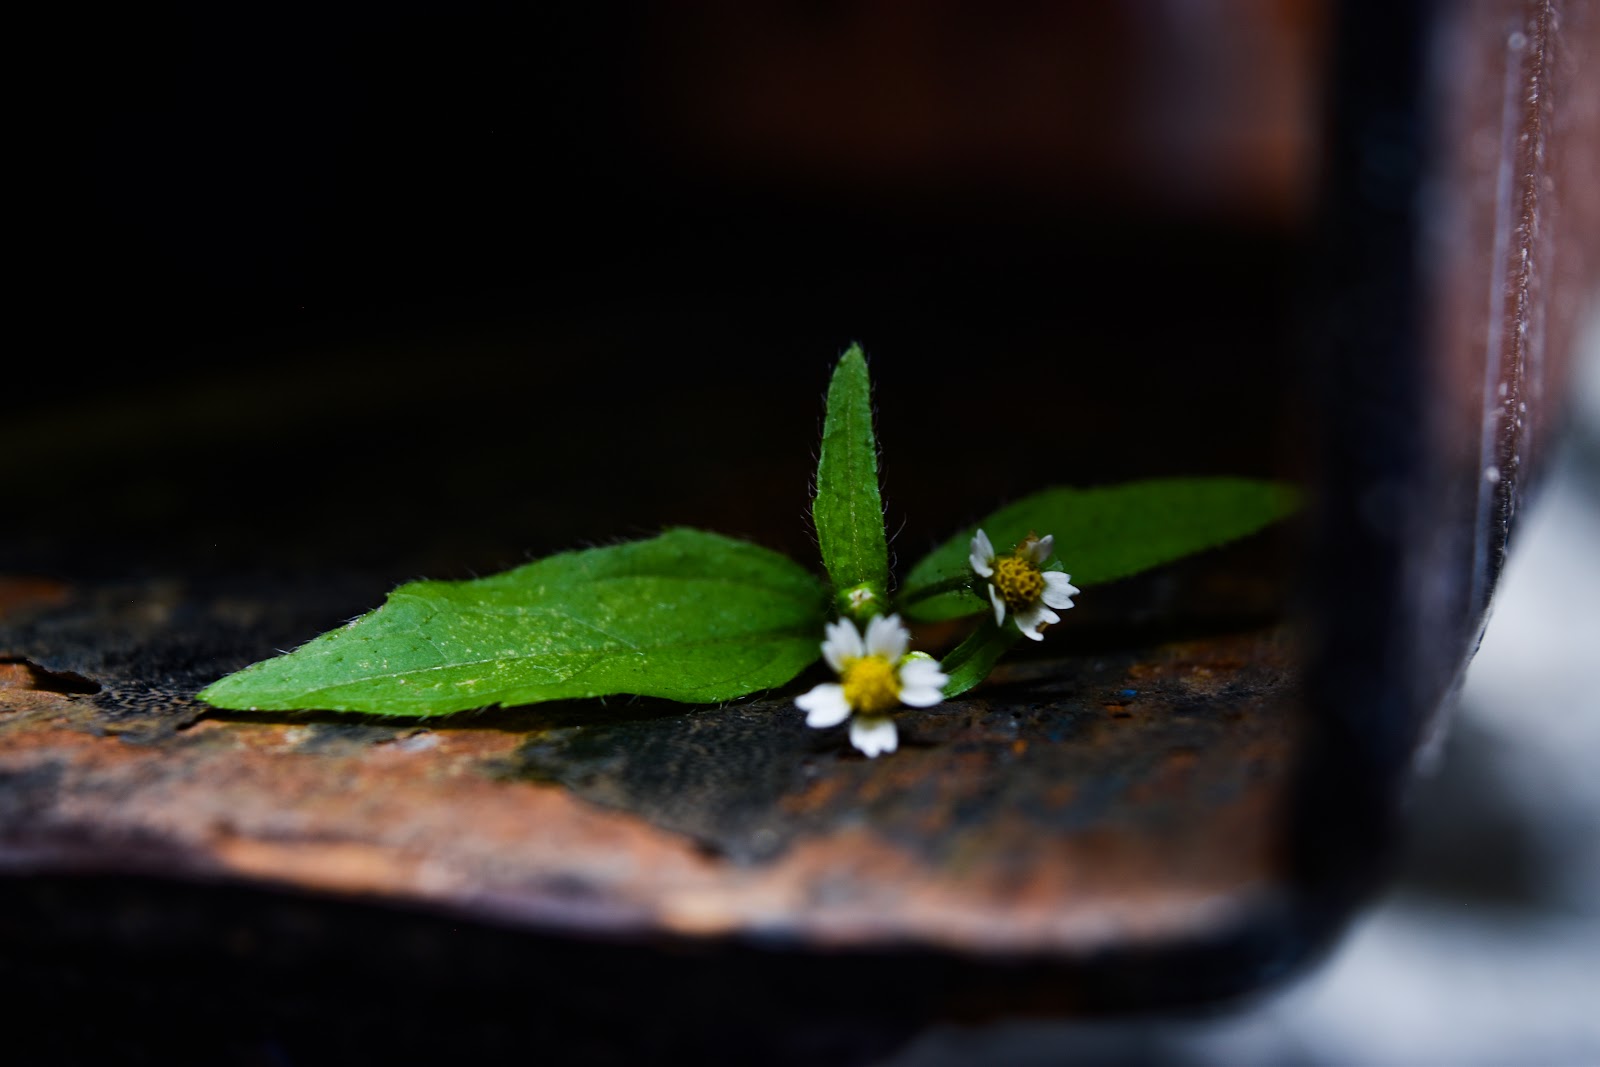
{"left": 969, "top": 528, "right": 1080, "bottom": 640}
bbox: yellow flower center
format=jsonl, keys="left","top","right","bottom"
{"left": 841, "top": 655, "right": 901, "bottom": 715}
{"left": 993, "top": 554, "right": 1045, "bottom": 608}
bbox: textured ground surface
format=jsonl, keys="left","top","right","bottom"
{"left": 1, "top": 571, "right": 1302, "bottom": 961}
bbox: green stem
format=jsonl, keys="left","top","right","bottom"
{"left": 940, "top": 618, "right": 1022, "bottom": 696}
{"left": 899, "top": 574, "right": 977, "bottom": 608}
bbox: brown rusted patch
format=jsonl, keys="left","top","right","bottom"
{"left": 0, "top": 576, "right": 70, "bottom": 620}
{"left": 0, "top": 662, "right": 33, "bottom": 691}
{"left": 0, "top": 564, "right": 1312, "bottom": 986}
{"left": 0, "top": 658, "right": 100, "bottom": 696}
{"left": 0, "top": 620, "right": 1304, "bottom": 961}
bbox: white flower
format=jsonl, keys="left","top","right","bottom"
{"left": 969, "top": 528, "right": 1079, "bottom": 641}
{"left": 794, "top": 613, "right": 946, "bottom": 758}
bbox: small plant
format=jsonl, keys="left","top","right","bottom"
{"left": 201, "top": 345, "right": 1298, "bottom": 756}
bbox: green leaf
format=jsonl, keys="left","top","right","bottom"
{"left": 812, "top": 343, "right": 890, "bottom": 619}
{"left": 901, "top": 477, "right": 1302, "bottom": 621}
{"left": 199, "top": 529, "right": 829, "bottom": 715}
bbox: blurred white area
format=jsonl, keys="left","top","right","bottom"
{"left": 884, "top": 315, "right": 1600, "bottom": 1066}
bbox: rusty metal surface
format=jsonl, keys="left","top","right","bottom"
{"left": 1, "top": 575, "right": 1303, "bottom": 967}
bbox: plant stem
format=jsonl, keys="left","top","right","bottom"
{"left": 940, "top": 618, "right": 1022, "bottom": 696}
{"left": 899, "top": 574, "right": 977, "bottom": 608}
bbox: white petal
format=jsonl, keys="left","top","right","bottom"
{"left": 898, "top": 657, "right": 946, "bottom": 689}
{"left": 864, "top": 613, "right": 909, "bottom": 661}
{"left": 988, "top": 584, "right": 1007, "bottom": 626}
{"left": 1041, "top": 571, "right": 1080, "bottom": 609}
{"left": 1013, "top": 602, "right": 1060, "bottom": 640}
{"left": 796, "top": 684, "right": 851, "bottom": 727}
{"left": 969, "top": 529, "right": 995, "bottom": 577}
{"left": 899, "top": 684, "right": 945, "bottom": 708}
{"left": 1029, "top": 534, "right": 1054, "bottom": 564}
{"left": 832, "top": 616, "right": 866, "bottom": 656}
{"left": 849, "top": 717, "right": 898, "bottom": 757}
{"left": 821, "top": 618, "right": 863, "bottom": 671}
{"left": 902, "top": 659, "right": 947, "bottom": 700}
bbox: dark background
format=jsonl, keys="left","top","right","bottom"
{"left": 13, "top": 1, "right": 1306, "bottom": 586}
